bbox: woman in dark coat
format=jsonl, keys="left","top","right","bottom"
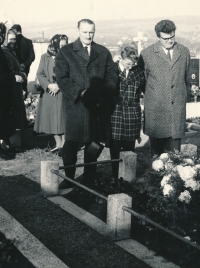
{"left": 0, "top": 24, "right": 16, "bottom": 159}
{"left": 110, "top": 46, "right": 145, "bottom": 179}
{"left": 34, "top": 35, "right": 68, "bottom": 154}
{"left": 2, "top": 29, "right": 27, "bottom": 130}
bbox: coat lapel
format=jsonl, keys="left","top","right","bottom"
{"left": 154, "top": 41, "right": 181, "bottom": 68}
{"left": 89, "top": 43, "right": 100, "bottom": 62}
{"left": 73, "top": 38, "right": 89, "bottom": 62}
{"left": 170, "top": 43, "right": 181, "bottom": 68}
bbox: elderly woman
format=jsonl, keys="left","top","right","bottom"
{"left": 110, "top": 46, "right": 145, "bottom": 180}
{"left": 34, "top": 35, "right": 68, "bottom": 155}
{"left": 2, "top": 29, "right": 27, "bottom": 131}
{"left": 0, "top": 24, "right": 16, "bottom": 159}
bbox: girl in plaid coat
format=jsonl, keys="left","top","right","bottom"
{"left": 110, "top": 46, "right": 145, "bottom": 179}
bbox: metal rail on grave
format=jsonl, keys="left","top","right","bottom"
{"left": 51, "top": 158, "right": 200, "bottom": 251}
{"left": 122, "top": 206, "right": 200, "bottom": 251}
{"left": 59, "top": 159, "right": 123, "bottom": 170}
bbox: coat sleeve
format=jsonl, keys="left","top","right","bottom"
{"left": 104, "top": 51, "right": 118, "bottom": 99}
{"left": 23, "top": 41, "right": 35, "bottom": 68}
{"left": 3, "top": 50, "right": 18, "bottom": 76}
{"left": 37, "top": 55, "right": 50, "bottom": 90}
{"left": 55, "top": 48, "right": 83, "bottom": 102}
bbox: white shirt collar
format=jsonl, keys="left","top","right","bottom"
{"left": 162, "top": 46, "right": 173, "bottom": 58}
{"left": 81, "top": 42, "right": 91, "bottom": 55}
{"left": 119, "top": 60, "right": 129, "bottom": 78}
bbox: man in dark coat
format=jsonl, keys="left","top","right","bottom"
{"left": 0, "top": 23, "right": 16, "bottom": 159}
{"left": 11, "top": 24, "right": 35, "bottom": 97}
{"left": 138, "top": 20, "right": 190, "bottom": 156}
{"left": 56, "top": 19, "right": 118, "bottom": 188}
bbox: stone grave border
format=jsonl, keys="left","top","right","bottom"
{"left": 40, "top": 152, "right": 200, "bottom": 251}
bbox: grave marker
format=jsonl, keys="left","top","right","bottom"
{"left": 187, "top": 58, "right": 200, "bottom": 102}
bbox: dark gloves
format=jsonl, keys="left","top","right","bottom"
{"left": 82, "top": 87, "right": 106, "bottom": 110}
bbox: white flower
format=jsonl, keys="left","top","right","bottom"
{"left": 152, "top": 159, "right": 164, "bottom": 171}
{"left": 165, "top": 161, "right": 174, "bottom": 170}
{"left": 159, "top": 153, "right": 169, "bottom": 163}
{"left": 178, "top": 190, "right": 191, "bottom": 203}
{"left": 29, "top": 114, "right": 35, "bottom": 120}
{"left": 177, "top": 165, "right": 197, "bottom": 181}
{"left": 195, "top": 164, "right": 200, "bottom": 170}
{"left": 184, "top": 178, "right": 200, "bottom": 191}
{"left": 161, "top": 174, "right": 171, "bottom": 187}
{"left": 163, "top": 184, "right": 174, "bottom": 196}
{"left": 183, "top": 158, "right": 194, "bottom": 166}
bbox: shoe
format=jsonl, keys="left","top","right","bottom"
{"left": 57, "top": 148, "right": 62, "bottom": 157}
{"left": 59, "top": 180, "right": 74, "bottom": 189}
{"left": 0, "top": 145, "right": 15, "bottom": 160}
{"left": 50, "top": 146, "right": 60, "bottom": 154}
{"left": 1, "top": 144, "right": 16, "bottom": 157}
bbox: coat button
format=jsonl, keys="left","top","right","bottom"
{"left": 172, "top": 101, "right": 174, "bottom": 104}
{"left": 87, "top": 69, "right": 90, "bottom": 72}
{"left": 171, "top": 85, "right": 174, "bottom": 88}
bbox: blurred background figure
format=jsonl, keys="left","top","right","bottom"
{"left": 2, "top": 29, "right": 27, "bottom": 132}
{"left": 11, "top": 24, "right": 35, "bottom": 98}
{"left": 0, "top": 23, "right": 16, "bottom": 159}
{"left": 34, "top": 34, "right": 68, "bottom": 156}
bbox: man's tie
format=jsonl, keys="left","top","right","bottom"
{"left": 167, "top": 49, "right": 171, "bottom": 62}
{"left": 84, "top": 46, "right": 89, "bottom": 56}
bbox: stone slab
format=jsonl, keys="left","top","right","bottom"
{"left": 0, "top": 206, "right": 68, "bottom": 268}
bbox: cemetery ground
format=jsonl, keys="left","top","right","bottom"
{"left": 0, "top": 133, "right": 200, "bottom": 267}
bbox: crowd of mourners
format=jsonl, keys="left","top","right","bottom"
{"left": 0, "top": 18, "right": 191, "bottom": 189}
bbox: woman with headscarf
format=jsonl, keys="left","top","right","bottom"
{"left": 0, "top": 24, "right": 16, "bottom": 159}
{"left": 2, "top": 29, "right": 27, "bottom": 134}
{"left": 34, "top": 35, "right": 68, "bottom": 155}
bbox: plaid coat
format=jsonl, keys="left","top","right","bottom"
{"left": 111, "top": 62, "right": 145, "bottom": 140}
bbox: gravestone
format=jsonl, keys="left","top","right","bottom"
{"left": 187, "top": 58, "right": 200, "bottom": 102}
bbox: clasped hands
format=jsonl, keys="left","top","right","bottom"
{"left": 47, "top": 83, "right": 59, "bottom": 96}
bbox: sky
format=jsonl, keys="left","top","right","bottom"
{"left": 1, "top": 0, "right": 200, "bottom": 26}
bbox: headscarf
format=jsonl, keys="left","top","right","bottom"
{"left": 0, "top": 22, "right": 6, "bottom": 46}
{"left": 6, "top": 29, "right": 17, "bottom": 51}
{"left": 49, "top": 34, "right": 68, "bottom": 55}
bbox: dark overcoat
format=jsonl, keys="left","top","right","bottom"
{"left": 16, "top": 34, "right": 35, "bottom": 75}
{"left": 34, "top": 53, "right": 65, "bottom": 135}
{"left": 111, "top": 61, "right": 145, "bottom": 140}
{"left": 55, "top": 38, "right": 118, "bottom": 143}
{"left": 139, "top": 41, "right": 190, "bottom": 139}
{"left": 2, "top": 46, "right": 27, "bottom": 129}
{"left": 0, "top": 47, "right": 15, "bottom": 139}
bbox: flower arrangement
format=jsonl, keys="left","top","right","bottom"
{"left": 152, "top": 152, "right": 200, "bottom": 203}
{"left": 24, "top": 93, "right": 39, "bottom": 127}
{"left": 191, "top": 85, "right": 200, "bottom": 102}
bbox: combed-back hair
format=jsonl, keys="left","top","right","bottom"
{"left": 121, "top": 46, "right": 138, "bottom": 61}
{"left": 155, "top": 20, "right": 176, "bottom": 37}
{"left": 77, "top": 19, "right": 95, "bottom": 29}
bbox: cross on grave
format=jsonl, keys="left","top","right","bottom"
{"left": 133, "top": 31, "right": 148, "bottom": 55}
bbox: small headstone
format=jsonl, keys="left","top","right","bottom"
{"left": 181, "top": 144, "right": 197, "bottom": 158}
{"left": 187, "top": 59, "right": 200, "bottom": 102}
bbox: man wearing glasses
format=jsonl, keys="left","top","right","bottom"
{"left": 138, "top": 19, "right": 190, "bottom": 156}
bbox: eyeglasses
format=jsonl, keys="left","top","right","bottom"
{"left": 159, "top": 35, "right": 175, "bottom": 41}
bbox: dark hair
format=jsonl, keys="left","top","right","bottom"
{"left": 60, "top": 35, "right": 68, "bottom": 43}
{"left": 121, "top": 46, "right": 138, "bottom": 61}
{"left": 11, "top": 24, "right": 22, "bottom": 33}
{"left": 77, "top": 19, "right": 95, "bottom": 29}
{"left": 155, "top": 20, "right": 176, "bottom": 37}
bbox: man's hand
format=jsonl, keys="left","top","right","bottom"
{"left": 47, "top": 83, "right": 59, "bottom": 96}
